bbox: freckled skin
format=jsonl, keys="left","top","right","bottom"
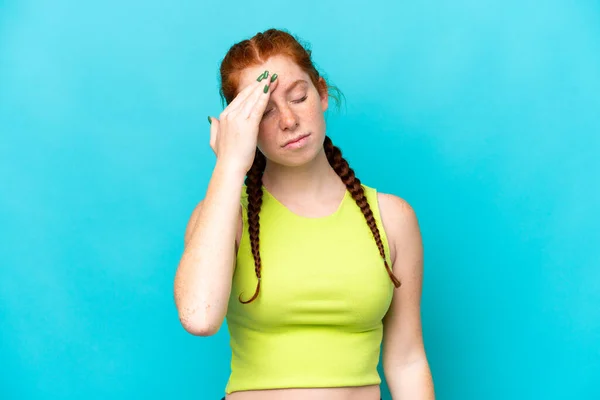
{"left": 221, "top": 56, "right": 385, "bottom": 400}
{"left": 236, "top": 55, "right": 329, "bottom": 168}
{"left": 176, "top": 54, "right": 432, "bottom": 400}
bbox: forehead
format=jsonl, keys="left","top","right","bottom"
{"left": 237, "top": 54, "right": 310, "bottom": 93}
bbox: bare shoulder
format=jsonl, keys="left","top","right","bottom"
{"left": 376, "top": 192, "right": 422, "bottom": 259}
{"left": 377, "top": 192, "right": 419, "bottom": 230}
{"left": 377, "top": 192, "right": 416, "bottom": 219}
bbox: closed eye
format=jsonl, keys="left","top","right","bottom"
{"left": 263, "top": 96, "right": 308, "bottom": 117}
{"left": 293, "top": 95, "right": 308, "bottom": 104}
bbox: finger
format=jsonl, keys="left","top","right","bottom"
{"left": 224, "top": 71, "right": 270, "bottom": 115}
{"left": 223, "top": 81, "right": 261, "bottom": 116}
{"left": 240, "top": 73, "right": 278, "bottom": 119}
{"left": 246, "top": 74, "right": 279, "bottom": 121}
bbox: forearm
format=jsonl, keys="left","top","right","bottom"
{"left": 174, "top": 161, "right": 246, "bottom": 335}
{"left": 384, "top": 358, "right": 435, "bottom": 400}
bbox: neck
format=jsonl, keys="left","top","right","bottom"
{"left": 261, "top": 148, "right": 344, "bottom": 198}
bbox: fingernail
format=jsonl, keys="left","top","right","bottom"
{"left": 270, "top": 73, "right": 278, "bottom": 83}
{"left": 207, "top": 116, "right": 212, "bottom": 124}
{"left": 257, "top": 70, "right": 269, "bottom": 82}
{"left": 263, "top": 84, "right": 269, "bottom": 93}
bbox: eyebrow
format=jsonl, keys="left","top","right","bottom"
{"left": 265, "top": 79, "right": 308, "bottom": 108}
{"left": 280, "top": 79, "right": 308, "bottom": 93}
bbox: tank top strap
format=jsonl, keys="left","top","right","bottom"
{"left": 360, "top": 185, "right": 393, "bottom": 267}
{"left": 240, "top": 185, "right": 249, "bottom": 209}
{"left": 239, "top": 185, "right": 250, "bottom": 225}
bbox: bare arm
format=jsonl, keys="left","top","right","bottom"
{"left": 379, "top": 193, "right": 435, "bottom": 399}
{"left": 173, "top": 72, "right": 279, "bottom": 336}
{"left": 173, "top": 162, "right": 245, "bottom": 336}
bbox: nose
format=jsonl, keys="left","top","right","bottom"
{"left": 278, "top": 105, "right": 299, "bottom": 131}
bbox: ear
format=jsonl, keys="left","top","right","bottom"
{"left": 318, "top": 77, "right": 329, "bottom": 112}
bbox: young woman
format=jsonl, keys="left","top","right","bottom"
{"left": 174, "top": 28, "right": 435, "bottom": 400}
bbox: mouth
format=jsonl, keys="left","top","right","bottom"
{"left": 282, "top": 133, "right": 311, "bottom": 148}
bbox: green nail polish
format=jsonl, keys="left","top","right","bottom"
{"left": 207, "top": 116, "right": 212, "bottom": 124}
{"left": 270, "top": 73, "right": 278, "bottom": 82}
{"left": 257, "top": 70, "right": 270, "bottom": 82}
{"left": 263, "top": 84, "right": 269, "bottom": 93}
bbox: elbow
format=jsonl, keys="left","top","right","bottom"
{"left": 182, "top": 323, "right": 220, "bottom": 337}
{"left": 173, "top": 279, "right": 225, "bottom": 336}
{"left": 177, "top": 311, "right": 222, "bottom": 337}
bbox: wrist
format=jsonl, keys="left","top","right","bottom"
{"left": 214, "top": 159, "right": 248, "bottom": 181}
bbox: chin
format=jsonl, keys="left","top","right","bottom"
{"left": 269, "top": 153, "right": 314, "bottom": 168}
{"left": 265, "top": 141, "right": 324, "bottom": 168}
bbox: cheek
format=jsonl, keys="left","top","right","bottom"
{"left": 306, "top": 97, "right": 325, "bottom": 119}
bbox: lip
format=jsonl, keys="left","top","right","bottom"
{"left": 282, "top": 133, "right": 311, "bottom": 148}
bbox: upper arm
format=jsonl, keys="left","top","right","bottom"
{"left": 378, "top": 193, "right": 426, "bottom": 367}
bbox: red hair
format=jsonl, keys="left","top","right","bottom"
{"left": 218, "top": 28, "right": 401, "bottom": 303}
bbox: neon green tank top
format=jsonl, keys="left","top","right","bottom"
{"left": 224, "top": 184, "right": 394, "bottom": 394}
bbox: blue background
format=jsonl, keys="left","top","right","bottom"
{"left": 1, "top": 0, "right": 599, "bottom": 399}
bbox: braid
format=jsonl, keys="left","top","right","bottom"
{"left": 323, "top": 136, "right": 402, "bottom": 288}
{"left": 240, "top": 150, "right": 267, "bottom": 304}
{"left": 239, "top": 138, "right": 400, "bottom": 304}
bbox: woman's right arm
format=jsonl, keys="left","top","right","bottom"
{"left": 173, "top": 72, "right": 278, "bottom": 336}
{"left": 174, "top": 161, "right": 245, "bottom": 336}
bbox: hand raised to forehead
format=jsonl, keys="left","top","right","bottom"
{"left": 207, "top": 71, "right": 279, "bottom": 174}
